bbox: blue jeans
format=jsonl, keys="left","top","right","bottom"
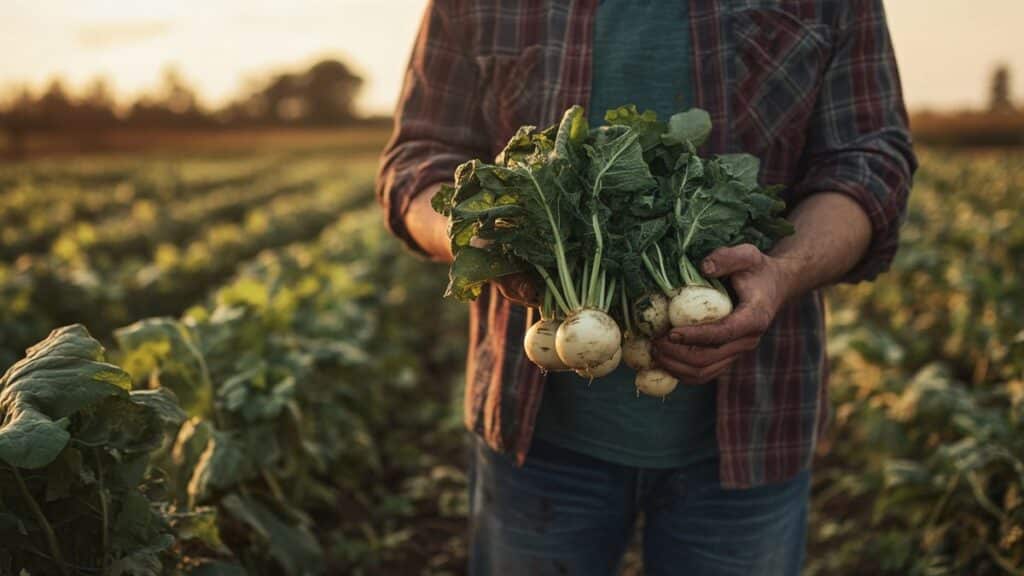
{"left": 468, "top": 437, "right": 809, "bottom": 576}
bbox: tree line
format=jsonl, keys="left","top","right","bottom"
{"left": 0, "top": 58, "right": 365, "bottom": 134}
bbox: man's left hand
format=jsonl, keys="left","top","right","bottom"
{"left": 651, "top": 244, "right": 796, "bottom": 385}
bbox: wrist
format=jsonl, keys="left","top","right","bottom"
{"left": 765, "top": 254, "right": 804, "bottom": 309}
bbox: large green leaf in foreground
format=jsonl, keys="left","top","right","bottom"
{"left": 0, "top": 324, "right": 131, "bottom": 468}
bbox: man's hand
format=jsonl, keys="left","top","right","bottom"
{"left": 494, "top": 273, "right": 540, "bottom": 308}
{"left": 650, "top": 191, "right": 875, "bottom": 385}
{"left": 651, "top": 244, "right": 795, "bottom": 385}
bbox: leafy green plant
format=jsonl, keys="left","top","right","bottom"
{"left": 0, "top": 324, "right": 184, "bottom": 576}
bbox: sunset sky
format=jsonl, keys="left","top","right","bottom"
{"left": 1, "top": 0, "right": 1021, "bottom": 115}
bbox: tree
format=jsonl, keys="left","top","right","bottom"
{"left": 301, "top": 59, "right": 363, "bottom": 124}
{"left": 989, "top": 64, "right": 1014, "bottom": 113}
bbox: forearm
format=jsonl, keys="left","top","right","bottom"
{"left": 404, "top": 184, "right": 454, "bottom": 263}
{"left": 770, "top": 192, "right": 873, "bottom": 300}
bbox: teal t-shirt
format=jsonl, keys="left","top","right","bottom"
{"left": 533, "top": 0, "right": 717, "bottom": 469}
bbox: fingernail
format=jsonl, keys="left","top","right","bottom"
{"left": 702, "top": 260, "right": 716, "bottom": 275}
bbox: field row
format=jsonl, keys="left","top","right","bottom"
{"left": 0, "top": 202, "right": 469, "bottom": 574}
{"left": 0, "top": 153, "right": 344, "bottom": 260}
{"left": 0, "top": 159, "right": 378, "bottom": 369}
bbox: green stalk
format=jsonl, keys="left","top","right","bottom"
{"left": 587, "top": 212, "right": 604, "bottom": 308}
{"left": 580, "top": 259, "right": 590, "bottom": 309}
{"left": 620, "top": 282, "right": 634, "bottom": 334}
{"left": 603, "top": 275, "right": 617, "bottom": 312}
{"left": 541, "top": 287, "right": 554, "bottom": 321}
{"left": 10, "top": 464, "right": 68, "bottom": 576}
{"left": 522, "top": 167, "right": 580, "bottom": 310}
{"left": 673, "top": 160, "right": 690, "bottom": 249}
{"left": 653, "top": 243, "right": 671, "bottom": 288}
{"left": 679, "top": 254, "right": 711, "bottom": 288}
{"left": 534, "top": 265, "right": 570, "bottom": 316}
{"left": 641, "top": 250, "right": 674, "bottom": 295}
{"left": 94, "top": 449, "right": 110, "bottom": 576}
{"left": 680, "top": 194, "right": 713, "bottom": 252}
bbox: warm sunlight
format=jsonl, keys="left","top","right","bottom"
{"left": 2, "top": 0, "right": 1022, "bottom": 113}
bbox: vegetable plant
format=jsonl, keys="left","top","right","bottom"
{"left": 433, "top": 104, "right": 793, "bottom": 395}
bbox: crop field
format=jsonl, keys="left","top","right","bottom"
{"left": 0, "top": 143, "right": 1021, "bottom": 574}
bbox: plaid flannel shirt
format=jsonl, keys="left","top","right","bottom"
{"left": 377, "top": 0, "right": 916, "bottom": 488}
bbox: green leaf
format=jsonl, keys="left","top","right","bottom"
{"left": 445, "top": 246, "right": 525, "bottom": 301}
{"left": 114, "top": 317, "right": 213, "bottom": 418}
{"left": 187, "top": 429, "right": 259, "bottom": 505}
{"left": 717, "top": 153, "right": 761, "bottom": 189}
{"left": 169, "top": 507, "right": 232, "bottom": 556}
{"left": 0, "top": 325, "right": 131, "bottom": 469}
{"left": 604, "top": 104, "right": 665, "bottom": 151}
{"left": 220, "top": 493, "right": 324, "bottom": 575}
{"left": 554, "top": 105, "right": 589, "bottom": 161}
{"left": 662, "top": 108, "right": 712, "bottom": 147}
{"left": 74, "top": 393, "right": 167, "bottom": 453}
{"left": 583, "top": 125, "right": 657, "bottom": 200}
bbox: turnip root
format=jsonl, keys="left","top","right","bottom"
{"left": 635, "top": 368, "right": 678, "bottom": 398}
{"left": 633, "top": 293, "right": 670, "bottom": 337}
{"left": 621, "top": 333, "right": 653, "bottom": 370}
{"left": 555, "top": 308, "right": 622, "bottom": 371}
{"left": 575, "top": 347, "right": 621, "bottom": 379}
{"left": 524, "top": 319, "right": 570, "bottom": 371}
{"left": 668, "top": 286, "right": 733, "bottom": 327}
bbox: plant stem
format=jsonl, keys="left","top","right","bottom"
{"left": 680, "top": 193, "right": 713, "bottom": 252}
{"left": 580, "top": 259, "right": 590, "bottom": 308}
{"left": 10, "top": 464, "right": 69, "bottom": 576}
{"left": 679, "top": 254, "right": 711, "bottom": 287}
{"left": 641, "top": 250, "right": 674, "bottom": 295}
{"left": 534, "top": 265, "right": 570, "bottom": 316}
{"left": 588, "top": 212, "right": 604, "bottom": 307}
{"left": 603, "top": 275, "right": 616, "bottom": 312}
{"left": 654, "top": 243, "right": 671, "bottom": 288}
{"left": 620, "top": 282, "right": 633, "bottom": 334}
{"left": 94, "top": 449, "right": 110, "bottom": 576}
{"left": 674, "top": 159, "right": 690, "bottom": 248}
{"left": 522, "top": 167, "right": 580, "bottom": 310}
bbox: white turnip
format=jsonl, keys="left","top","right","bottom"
{"left": 621, "top": 333, "right": 653, "bottom": 370}
{"left": 633, "top": 293, "right": 670, "bottom": 337}
{"left": 575, "top": 346, "right": 621, "bottom": 379}
{"left": 555, "top": 308, "right": 621, "bottom": 371}
{"left": 668, "top": 286, "right": 733, "bottom": 327}
{"left": 635, "top": 368, "right": 678, "bottom": 398}
{"left": 524, "top": 319, "right": 570, "bottom": 372}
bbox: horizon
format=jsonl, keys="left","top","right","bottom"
{"left": 1, "top": 0, "right": 1022, "bottom": 116}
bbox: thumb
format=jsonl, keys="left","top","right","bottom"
{"left": 701, "top": 244, "right": 764, "bottom": 278}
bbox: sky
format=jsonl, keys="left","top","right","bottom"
{"left": 1, "top": 0, "right": 1021, "bottom": 115}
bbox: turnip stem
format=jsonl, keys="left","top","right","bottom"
{"left": 522, "top": 166, "right": 580, "bottom": 310}
{"left": 541, "top": 287, "right": 554, "bottom": 320}
{"left": 679, "top": 254, "right": 711, "bottom": 288}
{"left": 588, "top": 212, "right": 604, "bottom": 307}
{"left": 534, "top": 265, "right": 570, "bottom": 316}
{"left": 604, "top": 275, "right": 616, "bottom": 312}
{"left": 620, "top": 282, "right": 633, "bottom": 334}
{"left": 654, "top": 243, "right": 670, "bottom": 287}
{"left": 581, "top": 259, "right": 590, "bottom": 308}
{"left": 641, "top": 250, "right": 674, "bottom": 295}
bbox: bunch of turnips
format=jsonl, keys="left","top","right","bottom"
{"left": 432, "top": 105, "right": 794, "bottom": 397}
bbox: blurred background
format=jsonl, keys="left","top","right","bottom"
{"left": 0, "top": 1, "right": 1021, "bottom": 575}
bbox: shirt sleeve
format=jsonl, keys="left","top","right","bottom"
{"left": 375, "top": 0, "right": 491, "bottom": 256}
{"left": 791, "top": 0, "right": 918, "bottom": 283}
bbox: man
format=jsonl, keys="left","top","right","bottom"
{"left": 377, "top": 1, "right": 916, "bottom": 574}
